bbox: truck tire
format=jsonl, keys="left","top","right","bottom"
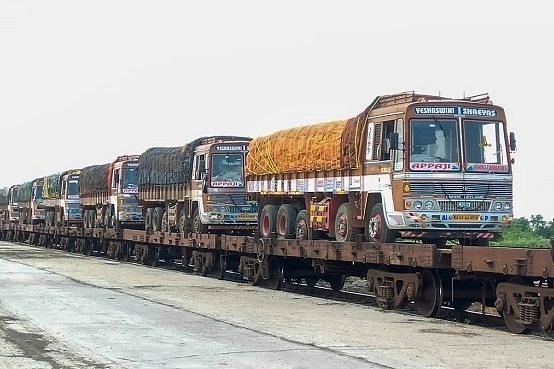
{"left": 366, "top": 203, "right": 396, "bottom": 243}
{"left": 153, "top": 207, "right": 164, "bottom": 232}
{"left": 276, "top": 204, "right": 297, "bottom": 239}
{"left": 83, "top": 211, "right": 89, "bottom": 229}
{"left": 106, "top": 206, "right": 113, "bottom": 228}
{"left": 192, "top": 208, "right": 208, "bottom": 234}
{"left": 334, "top": 203, "right": 360, "bottom": 242}
{"left": 259, "top": 205, "right": 278, "bottom": 238}
{"left": 88, "top": 209, "right": 96, "bottom": 228}
{"left": 294, "top": 210, "right": 314, "bottom": 240}
{"left": 178, "top": 213, "right": 187, "bottom": 235}
{"left": 145, "top": 208, "right": 154, "bottom": 230}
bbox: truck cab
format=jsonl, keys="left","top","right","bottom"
{"left": 43, "top": 170, "right": 82, "bottom": 227}
{"left": 7, "top": 185, "right": 22, "bottom": 223}
{"left": 191, "top": 139, "right": 258, "bottom": 234}
{"left": 30, "top": 179, "right": 46, "bottom": 224}
{"left": 0, "top": 187, "right": 8, "bottom": 224}
{"left": 108, "top": 155, "right": 143, "bottom": 228}
{"left": 58, "top": 171, "right": 82, "bottom": 226}
{"left": 17, "top": 179, "right": 46, "bottom": 224}
{"left": 61, "top": 172, "right": 81, "bottom": 225}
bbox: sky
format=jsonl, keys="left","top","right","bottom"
{"left": 1, "top": 1, "right": 553, "bottom": 220}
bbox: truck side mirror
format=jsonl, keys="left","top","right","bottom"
{"left": 509, "top": 132, "right": 517, "bottom": 152}
{"left": 389, "top": 132, "right": 399, "bottom": 150}
{"left": 202, "top": 175, "right": 208, "bottom": 194}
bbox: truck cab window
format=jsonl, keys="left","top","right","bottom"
{"left": 112, "top": 169, "right": 120, "bottom": 189}
{"left": 195, "top": 155, "right": 206, "bottom": 180}
{"left": 381, "top": 121, "right": 395, "bottom": 161}
{"left": 369, "top": 121, "right": 395, "bottom": 161}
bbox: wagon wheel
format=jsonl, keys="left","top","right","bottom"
{"left": 122, "top": 244, "right": 131, "bottom": 262}
{"left": 327, "top": 274, "right": 346, "bottom": 291}
{"left": 266, "top": 257, "right": 283, "bottom": 290}
{"left": 451, "top": 299, "right": 472, "bottom": 312}
{"left": 249, "top": 262, "right": 262, "bottom": 286}
{"left": 216, "top": 254, "right": 227, "bottom": 280}
{"left": 305, "top": 276, "right": 318, "bottom": 288}
{"left": 503, "top": 309, "right": 527, "bottom": 334}
{"left": 140, "top": 247, "right": 149, "bottom": 265}
{"left": 150, "top": 247, "right": 159, "bottom": 267}
{"left": 415, "top": 270, "right": 443, "bottom": 317}
{"left": 500, "top": 277, "right": 528, "bottom": 334}
{"left": 86, "top": 241, "right": 93, "bottom": 256}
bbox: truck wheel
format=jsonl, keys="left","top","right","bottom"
{"left": 178, "top": 213, "right": 187, "bottom": 235}
{"left": 106, "top": 207, "right": 112, "bottom": 228}
{"left": 161, "top": 214, "right": 168, "bottom": 232}
{"left": 294, "top": 210, "right": 313, "bottom": 240}
{"left": 153, "top": 207, "right": 164, "bottom": 232}
{"left": 83, "top": 211, "right": 89, "bottom": 229}
{"left": 145, "top": 208, "right": 154, "bottom": 230}
{"left": 334, "top": 203, "right": 359, "bottom": 242}
{"left": 366, "top": 203, "right": 396, "bottom": 243}
{"left": 88, "top": 209, "right": 96, "bottom": 229}
{"left": 259, "top": 205, "right": 278, "bottom": 238}
{"left": 276, "top": 204, "right": 297, "bottom": 238}
{"left": 192, "top": 208, "right": 208, "bottom": 234}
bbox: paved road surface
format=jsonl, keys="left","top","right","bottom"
{"left": 1, "top": 242, "right": 553, "bottom": 368}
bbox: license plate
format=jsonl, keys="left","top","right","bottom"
{"left": 452, "top": 214, "right": 480, "bottom": 221}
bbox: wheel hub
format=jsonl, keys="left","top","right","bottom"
{"left": 368, "top": 216, "right": 381, "bottom": 238}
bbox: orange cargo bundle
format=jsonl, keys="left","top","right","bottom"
{"left": 246, "top": 120, "right": 352, "bottom": 175}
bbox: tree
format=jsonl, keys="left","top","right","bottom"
{"left": 529, "top": 214, "right": 552, "bottom": 238}
{"left": 492, "top": 215, "right": 550, "bottom": 248}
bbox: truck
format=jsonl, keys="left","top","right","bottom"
{"left": 43, "top": 170, "right": 82, "bottom": 226}
{"left": 246, "top": 91, "right": 516, "bottom": 246}
{"left": 80, "top": 155, "right": 144, "bottom": 229}
{"left": 0, "top": 187, "right": 9, "bottom": 223}
{"left": 137, "top": 136, "right": 258, "bottom": 235}
{"left": 17, "top": 178, "right": 46, "bottom": 224}
{"left": 4, "top": 185, "right": 21, "bottom": 223}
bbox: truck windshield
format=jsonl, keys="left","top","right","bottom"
{"left": 11, "top": 188, "right": 19, "bottom": 203}
{"left": 409, "top": 119, "right": 459, "bottom": 172}
{"left": 34, "top": 185, "right": 43, "bottom": 201}
{"left": 67, "top": 179, "right": 79, "bottom": 199}
{"left": 210, "top": 153, "right": 245, "bottom": 188}
{"left": 463, "top": 120, "right": 509, "bottom": 173}
{"left": 122, "top": 167, "right": 139, "bottom": 193}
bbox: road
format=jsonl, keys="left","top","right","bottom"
{"left": 0, "top": 241, "right": 553, "bottom": 368}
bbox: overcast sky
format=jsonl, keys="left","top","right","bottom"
{"left": 1, "top": 1, "right": 552, "bottom": 220}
